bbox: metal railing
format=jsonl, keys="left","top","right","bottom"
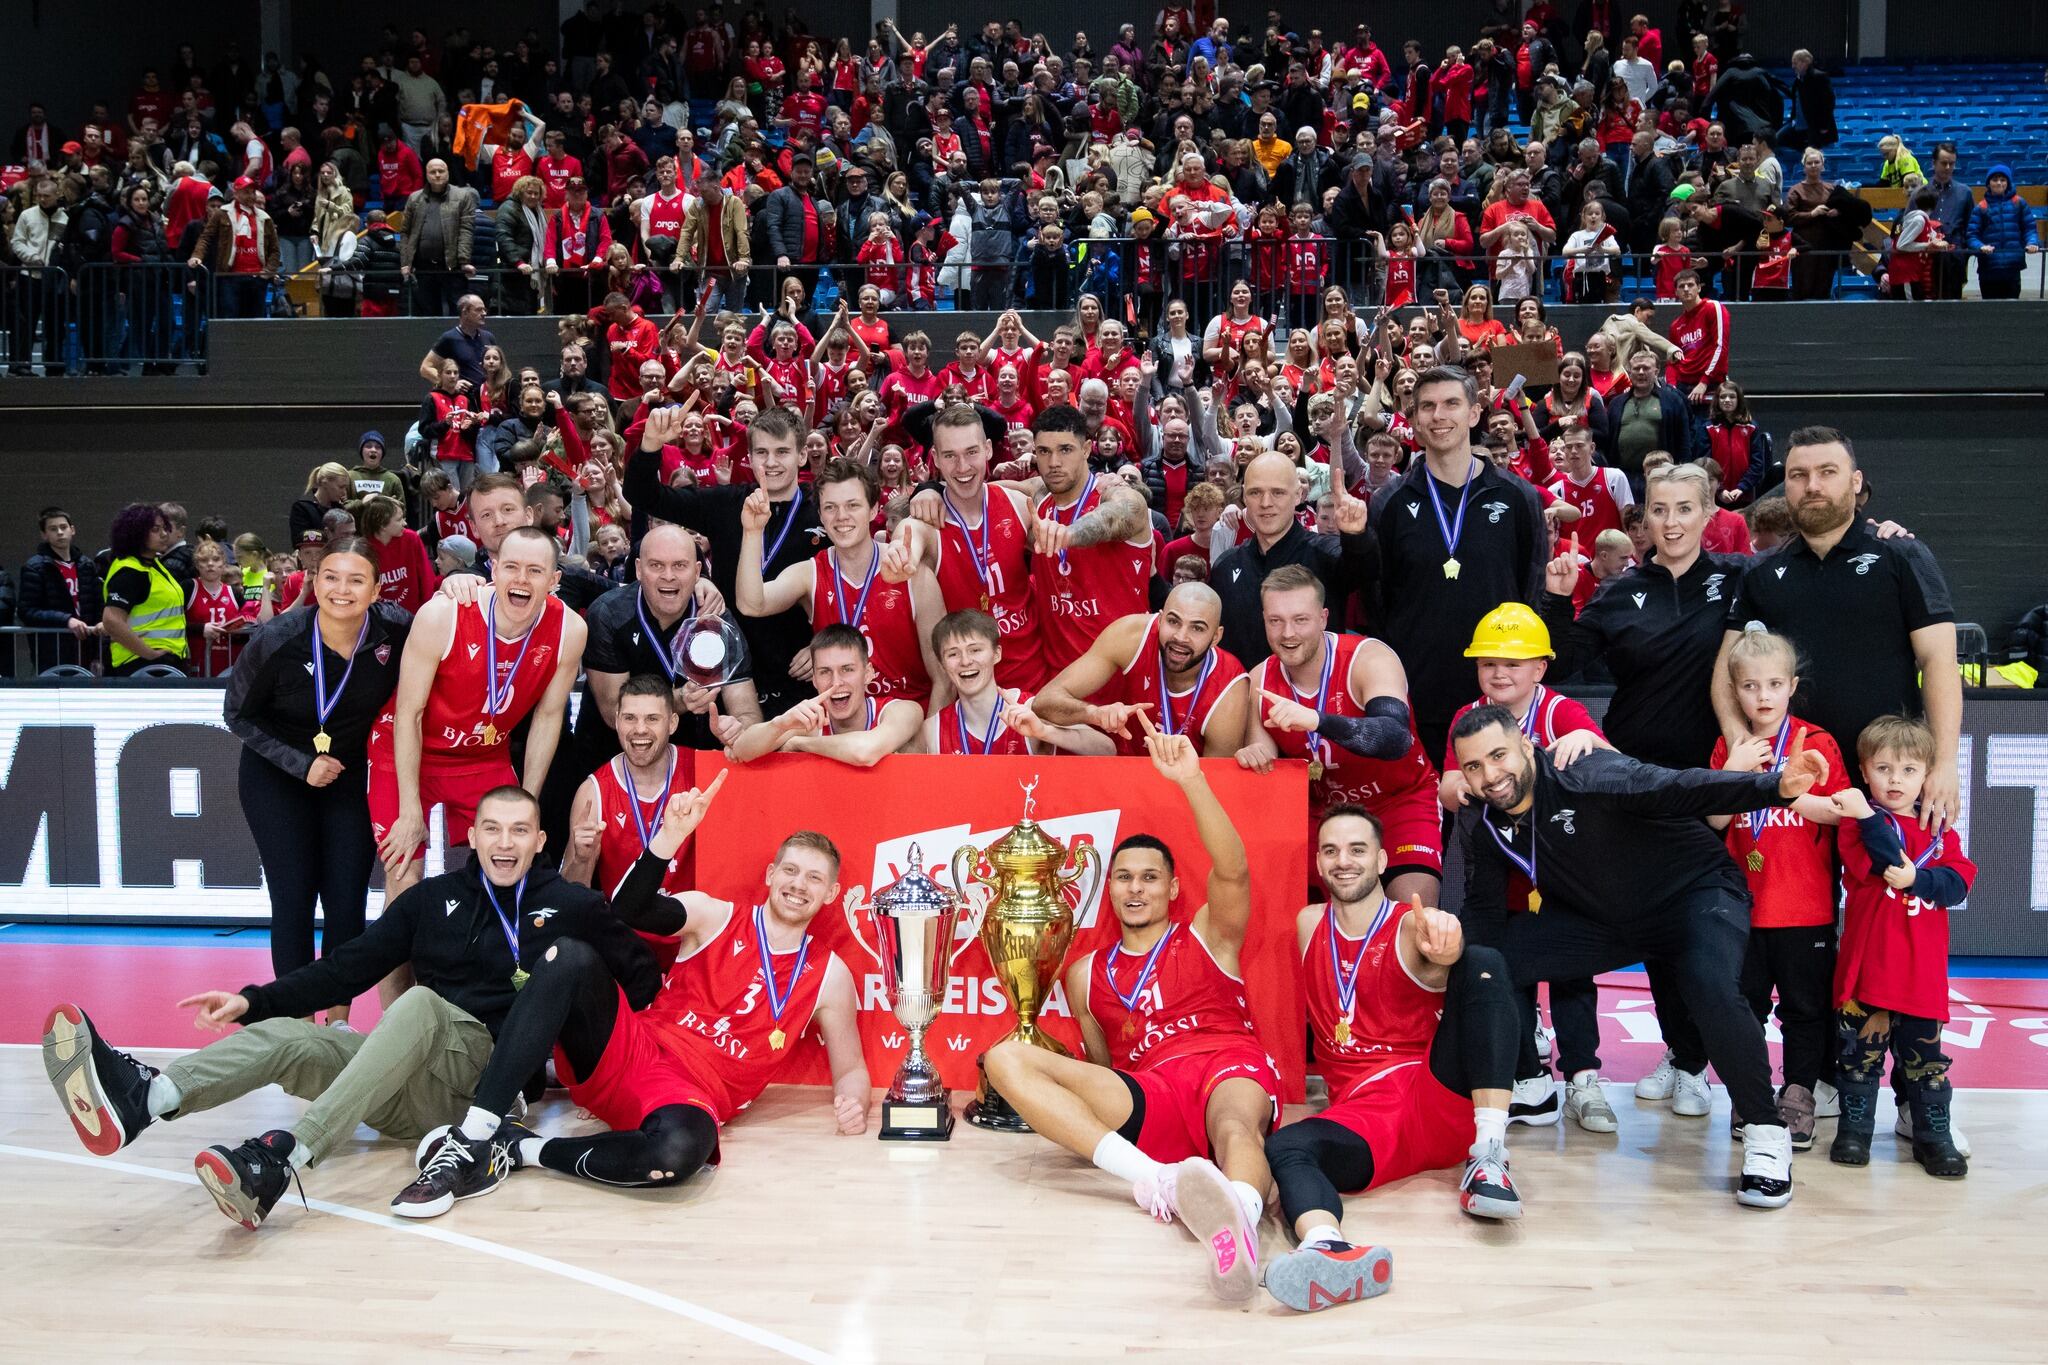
{"left": 0, "top": 625, "right": 244, "bottom": 680}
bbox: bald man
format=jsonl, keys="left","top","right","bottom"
{"left": 1210, "top": 450, "right": 1376, "bottom": 672}
{"left": 1030, "top": 583, "right": 1249, "bottom": 757}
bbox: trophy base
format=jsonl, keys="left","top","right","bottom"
{"left": 964, "top": 1058, "right": 1034, "bottom": 1133}
{"left": 879, "top": 1096, "right": 956, "bottom": 1141}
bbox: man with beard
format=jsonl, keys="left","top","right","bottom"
{"left": 1449, "top": 703, "right": 1831, "bottom": 1208}
{"left": 560, "top": 674, "right": 695, "bottom": 924}
{"left": 1713, "top": 427, "right": 1960, "bottom": 828}
{"left": 1261, "top": 806, "right": 1523, "bottom": 1313}
{"left": 728, "top": 625, "right": 925, "bottom": 765}
{"left": 1030, "top": 582, "right": 1249, "bottom": 758}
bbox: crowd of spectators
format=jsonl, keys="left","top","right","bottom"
{"left": 3, "top": 1, "right": 2042, "bottom": 378}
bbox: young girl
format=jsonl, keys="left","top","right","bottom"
{"left": 185, "top": 540, "right": 249, "bottom": 677}
{"left": 1828, "top": 715, "right": 1978, "bottom": 1177}
{"left": 1561, "top": 199, "right": 1621, "bottom": 303}
{"left": 418, "top": 357, "right": 479, "bottom": 491}
{"left": 1708, "top": 630, "right": 1848, "bottom": 1149}
{"left": 1652, "top": 216, "right": 1694, "bottom": 301}
{"left": 1492, "top": 221, "right": 1540, "bottom": 303}
{"left": 1284, "top": 202, "right": 1329, "bottom": 327}
{"left": 1705, "top": 380, "right": 1770, "bottom": 508}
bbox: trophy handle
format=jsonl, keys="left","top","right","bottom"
{"left": 949, "top": 880, "right": 993, "bottom": 967}
{"left": 1058, "top": 841, "right": 1106, "bottom": 924}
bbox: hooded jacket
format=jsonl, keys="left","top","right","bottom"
{"left": 349, "top": 430, "right": 404, "bottom": 499}
{"left": 1966, "top": 165, "right": 2037, "bottom": 276}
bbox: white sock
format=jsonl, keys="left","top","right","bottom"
{"left": 1230, "top": 1179, "right": 1265, "bottom": 1224}
{"left": 286, "top": 1138, "right": 314, "bottom": 1171}
{"left": 1091, "top": 1132, "right": 1163, "bottom": 1185}
{"left": 1473, "top": 1107, "right": 1509, "bottom": 1150}
{"left": 458, "top": 1106, "right": 502, "bottom": 1142}
{"left": 1300, "top": 1221, "right": 1346, "bottom": 1249}
{"left": 516, "top": 1136, "right": 547, "bottom": 1167}
{"left": 147, "top": 1073, "right": 183, "bottom": 1118}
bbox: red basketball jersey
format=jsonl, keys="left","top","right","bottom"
{"left": 935, "top": 692, "right": 1035, "bottom": 755}
{"left": 1302, "top": 901, "right": 1443, "bottom": 1098}
{"left": 1033, "top": 480, "right": 1152, "bottom": 674}
{"left": 185, "top": 580, "right": 242, "bottom": 676}
{"left": 1084, "top": 924, "right": 1260, "bottom": 1072}
{"left": 1093, "top": 616, "right": 1247, "bottom": 757}
{"left": 406, "top": 595, "right": 566, "bottom": 761}
{"left": 1255, "top": 632, "right": 1436, "bottom": 815}
{"left": 934, "top": 487, "right": 1045, "bottom": 689}
{"left": 591, "top": 753, "right": 692, "bottom": 969}
{"left": 810, "top": 546, "right": 931, "bottom": 704}
{"left": 1546, "top": 466, "right": 1631, "bottom": 544}
{"left": 646, "top": 906, "right": 837, "bottom": 1122}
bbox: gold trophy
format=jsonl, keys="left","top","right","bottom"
{"left": 953, "top": 780, "right": 1105, "bottom": 1132}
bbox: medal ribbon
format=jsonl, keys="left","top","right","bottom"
{"left": 830, "top": 546, "right": 881, "bottom": 632}
{"left": 827, "top": 696, "right": 877, "bottom": 736}
{"left": 1327, "top": 897, "right": 1397, "bottom": 1023}
{"left": 954, "top": 698, "right": 1006, "bottom": 755}
{"left": 635, "top": 588, "right": 695, "bottom": 683}
{"left": 1296, "top": 632, "right": 1339, "bottom": 767}
{"left": 484, "top": 596, "right": 541, "bottom": 723}
{"left": 753, "top": 903, "right": 812, "bottom": 1025}
{"left": 1519, "top": 685, "right": 1548, "bottom": 740}
{"left": 618, "top": 750, "right": 678, "bottom": 854}
{"left": 760, "top": 495, "right": 802, "bottom": 569}
{"left": 1051, "top": 472, "right": 1096, "bottom": 572}
{"left": 1484, "top": 812, "right": 1538, "bottom": 892}
{"left": 1157, "top": 646, "right": 1216, "bottom": 738}
{"left": 1106, "top": 923, "right": 1176, "bottom": 1015}
{"left": 309, "top": 616, "right": 368, "bottom": 734}
{"left": 944, "top": 487, "right": 996, "bottom": 598}
{"left": 481, "top": 873, "right": 526, "bottom": 965}
{"left": 1746, "top": 720, "right": 1793, "bottom": 841}
{"left": 1422, "top": 457, "right": 1478, "bottom": 563}
{"left": 1882, "top": 813, "right": 1946, "bottom": 870}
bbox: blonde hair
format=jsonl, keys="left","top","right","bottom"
{"left": 1645, "top": 459, "right": 1712, "bottom": 506}
{"left": 1857, "top": 714, "right": 1935, "bottom": 768}
{"left": 1726, "top": 627, "right": 1799, "bottom": 681}
{"left": 304, "top": 462, "right": 351, "bottom": 495}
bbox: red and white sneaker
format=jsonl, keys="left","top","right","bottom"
{"left": 1459, "top": 1139, "right": 1524, "bottom": 1220}
{"left": 1169, "top": 1157, "right": 1260, "bottom": 1303}
{"left": 1266, "top": 1241, "right": 1394, "bottom": 1312}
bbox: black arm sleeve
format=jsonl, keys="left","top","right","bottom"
{"left": 221, "top": 617, "right": 313, "bottom": 780}
{"left": 1315, "top": 695, "right": 1413, "bottom": 760}
{"left": 1913, "top": 866, "right": 1968, "bottom": 906}
{"left": 1855, "top": 813, "right": 1907, "bottom": 869}
{"left": 611, "top": 849, "right": 691, "bottom": 935}
{"left": 238, "top": 886, "right": 421, "bottom": 1022}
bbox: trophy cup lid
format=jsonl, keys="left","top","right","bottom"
{"left": 873, "top": 844, "right": 955, "bottom": 917}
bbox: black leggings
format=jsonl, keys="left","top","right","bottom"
{"left": 239, "top": 747, "right": 374, "bottom": 982}
{"left": 1269, "top": 947, "right": 1518, "bottom": 1225}
{"left": 473, "top": 936, "right": 720, "bottom": 1188}
{"left": 1517, "top": 977, "right": 1601, "bottom": 1079}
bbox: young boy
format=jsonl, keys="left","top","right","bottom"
{"left": 921, "top": 610, "right": 1111, "bottom": 756}
{"left": 1827, "top": 715, "right": 1977, "bottom": 1177}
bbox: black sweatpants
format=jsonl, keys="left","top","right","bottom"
{"left": 472, "top": 937, "right": 718, "bottom": 1187}
{"left": 1741, "top": 923, "right": 1836, "bottom": 1093}
{"left": 238, "top": 747, "right": 374, "bottom": 982}
{"left": 1498, "top": 886, "right": 1780, "bottom": 1127}
{"left": 1518, "top": 977, "right": 1601, "bottom": 1079}
{"left": 1269, "top": 947, "right": 1518, "bottom": 1225}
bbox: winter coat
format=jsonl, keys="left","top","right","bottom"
{"left": 1966, "top": 165, "right": 2037, "bottom": 277}
{"left": 18, "top": 545, "right": 102, "bottom": 628}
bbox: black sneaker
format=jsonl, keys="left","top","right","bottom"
{"left": 194, "top": 1130, "right": 300, "bottom": 1231}
{"left": 42, "top": 1003, "right": 157, "bottom": 1156}
{"left": 1507, "top": 1075, "right": 1560, "bottom": 1126}
{"left": 390, "top": 1125, "right": 520, "bottom": 1219}
{"left": 414, "top": 1118, "right": 537, "bottom": 1173}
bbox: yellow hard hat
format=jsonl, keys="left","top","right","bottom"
{"left": 1464, "top": 603, "right": 1553, "bottom": 659}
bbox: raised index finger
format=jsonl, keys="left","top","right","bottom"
{"left": 1133, "top": 707, "right": 1162, "bottom": 740}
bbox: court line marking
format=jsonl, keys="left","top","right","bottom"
{"left": 0, "top": 1142, "right": 842, "bottom": 1365}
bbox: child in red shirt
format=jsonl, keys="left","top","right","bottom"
{"left": 1652, "top": 217, "right": 1694, "bottom": 301}
{"left": 1827, "top": 715, "right": 1977, "bottom": 1178}
{"left": 1708, "top": 630, "right": 1847, "bottom": 1148}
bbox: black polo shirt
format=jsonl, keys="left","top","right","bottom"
{"left": 1370, "top": 456, "right": 1548, "bottom": 734}
{"left": 1211, "top": 520, "right": 1377, "bottom": 671}
{"left": 431, "top": 322, "right": 498, "bottom": 391}
{"left": 1722, "top": 521, "right": 1953, "bottom": 759}
{"left": 578, "top": 584, "right": 755, "bottom": 751}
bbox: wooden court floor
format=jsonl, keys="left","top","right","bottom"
{"left": 1, "top": 1051, "right": 2038, "bottom": 1364}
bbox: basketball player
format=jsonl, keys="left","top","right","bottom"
{"left": 900, "top": 403, "right": 1050, "bottom": 689}
{"left": 923, "top": 609, "right": 1113, "bottom": 756}
{"left": 737, "top": 456, "right": 945, "bottom": 708}
{"left": 1262, "top": 805, "right": 1524, "bottom": 1313}
{"left": 728, "top": 625, "right": 925, "bottom": 764}
{"left": 1442, "top": 604, "right": 1614, "bottom": 1130}
{"left": 372, "top": 526, "right": 587, "bottom": 903}
{"left": 1029, "top": 583, "right": 1249, "bottom": 757}
{"left": 1546, "top": 425, "right": 1634, "bottom": 544}
{"left": 984, "top": 718, "right": 1281, "bottom": 1302}
{"left": 1020, "top": 406, "right": 1154, "bottom": 675}
{"left": 43, "top": 786, "right": 660, "bottom": 1231}
{"left": 390, "top": 774, "right": 873, "bottom": 1216}
{"left": 1240, "top": 566, "right": 1443, "bottom": 905}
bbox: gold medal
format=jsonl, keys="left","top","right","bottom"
{"left": 1121, "top": 1016, "right": 1137, "bottom": 1041}
{"left": 1747, "top": 849, "right": 1765, "bottom": 873}
{"left": 481, "top": 722, "right": 499, "bottom": 745}
{"left": 511, "top": 967, "right": 530, "bottom": 991}
{"left": 1443, "top": 557, "right": 1461, "bottom": 580}
{"left": 768, "top": 1028, "right": 787, "bottom": 1051}
{"left": 979, "top": 592, "right": 992, "bottom": 612}
{"left": 1526, "top": 889, "right": 1542, "bottom": 912}
{"left": 1307, "top": 758, "right": 1325, "bottom": 783}
{"left": 312, "top": 730, "right": 331, "bottom": 755}
{"left": 1333, "top": 1017, "right": 1352, "bottom": 1046}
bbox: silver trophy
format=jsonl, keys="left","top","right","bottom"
{"left": 854, "top": 844, "right": 964, "bottom": 1140}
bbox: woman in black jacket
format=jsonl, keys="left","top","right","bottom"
{"left": 271, "top": 161, "right": 317, "bottom": 277}
{"left": 223, "top": 536, "right": 411, "bottom": 1021}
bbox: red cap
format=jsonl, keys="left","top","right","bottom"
{"left": 60, "top": 140, "right": 82, "bottom": 155}
{"left": 232, "top": 174, "right": 256, "bottom": 190}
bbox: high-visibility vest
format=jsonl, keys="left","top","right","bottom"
{"left": 107, "top": 555, "right": 189, "bottom": 667}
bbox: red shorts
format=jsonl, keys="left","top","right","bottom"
{"left": 554, "top": 990, "right": 725, "bottom": 1160}
{"left": 1366, "top": 785, "right": 1444, "bottom": 878}
{"left": 1320, "top": 1056, "right": 1472, "bottom": 1190}
{"left": 1118, "top": 1042, "right": 1281, "bottom": 1164}
{"left": 366, "top": 749, "right": 516, "bottom": 860}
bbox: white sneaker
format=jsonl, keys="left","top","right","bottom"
{"left": 1736, "top": 1124, "right": 1794, "bottom": 1209}
{"left": 1169, "top": 1157, "right": 1260, "bottom": 1303}
{"left": 1895, "top": 1108, "right": 1973, "bottom": 1157}
{"left": 1133, "top": 1165, "right": 1180, "bottom": 1223}
{"left": 1812, "top": 1080, "right": 1840, "bottom": 1118}
{"left": 1671, "top": 1069, "right": 1712, "bottom": 1118}
{"left": 1508, "top": 1074, "right": 1560, "bottom": 1126}
{"left": 1564, "top": 1071, "right": 1618, "bottom": 1133}
{"left": 1635, "top": 1050, "right": 1678, "bottom": 1100}
{"left": 1534, "top": 1025, "right": 1554, "bottom": 1062}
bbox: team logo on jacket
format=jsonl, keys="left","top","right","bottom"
{"left": 1849, "top": 553, "right": 1880, "bottom": 576}
{"left": 1406, "top": 502, "right": 1421, "bottom": 518}
{"left": 1631, "top": 592, "right": 1646, "bottom": 609}
{"left": 1550, "top": 808, "right": 1577, "bottom": 835}
{"left": 1704, "top": 574, "right": 1725, "bottom": 602}
{"left": 529, "top": 908, "right": 557, "bottom": 927}
{"left": 444, "top": 899, "right": 460, "bottom": 916}
{"left": 1484, "top": 500, "right": 1508, "bottom": 523}
{"left": 375, "top": 644, "right": 392, "bottom": 664}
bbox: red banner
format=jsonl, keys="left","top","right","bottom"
{"left": 689, "top": 754, "right": 1312, "bottom": 1100}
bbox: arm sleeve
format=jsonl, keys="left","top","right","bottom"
{"left": 1912, "top": 865, "right": 1968, "bottom": 907}
{"left": 239, "top": 889, "right": 419, "bottom": 1022}
{"left": 1855, "top": 813, "right": 1906, "bottom": 868}
{"left": 611, "top": 849, "right": 692, "bottom": 934}
{"left": 102, "top": 566, "right": 152, "bottom": 612}
{"left": 221, "top": 619, "right": 313, "bottom": 779}
{"left": 1314, "top": 695, "right": 1412, "bottom": 760}
{"left": 1894, "top": 540, "right": 1954, "bottom": 628}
